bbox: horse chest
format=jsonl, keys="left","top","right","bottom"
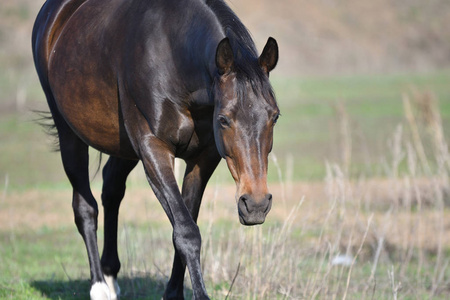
{"left": 171, "top": 108, "right": 215, "bottom": 159}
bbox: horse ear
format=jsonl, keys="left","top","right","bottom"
{"left": 259, "top": 37, "right": 278, "bottom": 74}
{"left": 216, "top": 37, "right": 234, "bottom": 75}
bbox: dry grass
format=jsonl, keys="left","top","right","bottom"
{"left": 2, "top": 91, "right": 450, "bottom": 299}
{"left": 1, "top": 85, "right": 450, "bottom": 300}
{"left": 3, "top": 178, "right": 450, "bottom": 298}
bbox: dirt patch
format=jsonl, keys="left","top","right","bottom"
{"left": 2, "top": 179, "right": 449, "bottom": 255}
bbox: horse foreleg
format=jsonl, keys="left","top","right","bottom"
{"left": 139, "top": 137, "right": 210, "bottom": 300}
{"left": 100, "top": 157, "right": 138, "bottom": 299}
{"left": 164, "top": 146, "right": 221, "bottom": 300}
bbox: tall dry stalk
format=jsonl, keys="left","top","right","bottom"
{"left": 285, "top": 153, "right": 294, "bottom": 202}
{"left": 2, "top": 174, "right": 9, "bottom": 201}
{"left": 404, "top": 90, "right": 449, "bottom": 298}
{"left": 415, "top": 90, "right": 450, "bottom": 186}
{"left": 403, "top": 94, "right": 432, "bottom": 175}
{"left": 342, "top": 214, "right": 373, "bottom": 300}
{"left": 334, "top": 101, "right": 352, "bottom": 176}
{"left": 271, "top": 152, "right": 287, "bottom": 210}
{"left": 388, "top": 265, "right": 401, "bottom": 300}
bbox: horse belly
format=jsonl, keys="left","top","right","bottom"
{"left": 48, "top": 44, "right": 136, "bottom": 158}
{"left": 55, "top": 78, "right": 119, "bottom": 153}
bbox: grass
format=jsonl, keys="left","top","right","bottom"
{"left": 1, "top": 71, "right": 450, "bottom": 298}
{"left": 0, "top": 228, "right": 169, "bottom": 299}
{"left": 2, "top": 92, "right": 450, "bottom": 298}
{"left": 0, "top": 114, "right": 64, "bottom": 189}
{"left": 3, "top": 70, "right": 450, "bottom": 190}
{"left": 1, "top": 176, "right": 449, "bottom": 299}
{"left": 270, "top": 70, "right": 450, "bottom": 180}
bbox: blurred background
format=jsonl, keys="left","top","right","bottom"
{"left": 1, "top": 0, "right": 450, "bottom": 189}
{"left": 1, "top": 1, "right": 450, "bottom": 298}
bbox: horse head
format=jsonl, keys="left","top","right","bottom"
{"left": 213, "top": 37, "right": 279, "bottom": 225}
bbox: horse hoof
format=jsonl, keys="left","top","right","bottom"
{"left": 90, "top": 282, "right": 111, "bottom": 300}
{"left": 104, "top": 275, "right": 121, "bottom": 300}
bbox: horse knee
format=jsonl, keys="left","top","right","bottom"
{"left": 101, "top": 183, "right": 125, "bottom": 209}
{"left": 72, "top": 193, "right": 99, "bottom": 234}
{"left": 173, "top": 222, "right": 202, "bottom": 259}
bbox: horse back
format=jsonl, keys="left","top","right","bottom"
{"left": 32, "top": 0, "right": 88, "bottom": 77}
{"left": 33, "top": 0, "right": 220, "bottom": 159}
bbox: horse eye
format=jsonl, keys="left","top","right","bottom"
{"left": 272, "top": 114, "right": 280, "bottom": 125}
{"left": 218, "top": 115, "right": 231, "bottom": 128}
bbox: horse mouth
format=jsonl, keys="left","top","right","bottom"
{"left": 238, "top": 209, "right": 267, "bottom": 226}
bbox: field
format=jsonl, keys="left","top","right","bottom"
{"left": 2, "top": 72, "right": 450, "bottom": 299}
{"left": 2, "top": 0, "right": 450, "bottom": 299}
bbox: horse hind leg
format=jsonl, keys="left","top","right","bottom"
{"left": 35, "top": 40, "right": 109, "bottom": 297}
{"left": 100, "top": 157, "right": 138, "bottom": 299}
{"left": 55, "top": 119, "right": 111, "bottom": 300}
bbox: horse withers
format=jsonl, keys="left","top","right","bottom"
{"left": 32, "top": 0, "right": 279, "bottom": 299}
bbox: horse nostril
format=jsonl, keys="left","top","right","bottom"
{"left": 239, "top": 194, "right": 251, "bottom": 213}
{"left": 264, "top": 193, "right": 273, "bottom": 213}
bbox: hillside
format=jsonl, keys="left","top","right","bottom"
{"left": 232, "top": 0, "right": 450, "bottom": 75}
{"left": 1, "top": 0, "right": 450, "bottom": 108}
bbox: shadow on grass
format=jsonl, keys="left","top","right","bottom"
{"left": 31, "top": 275, "right": 191, "bottom": 299}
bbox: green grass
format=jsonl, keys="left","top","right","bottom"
{"left": 270, "top": 70, "right": 450, "bottom": 180}
{"left": 0, "top": 114, "right": 65, "bottom": 190}
{"left": 0, "top": 228, "right": 87, "bottom": 299}
{"left": 2, "top": 70, "right": 450, "bottom": 189}
{"left": 1, "top": 214, "right": 448, "bottom": 299}
{"left": 273, "top": 70, "right": 450, "bottom": 103}
{"left": 0, "top": 227, "right": 170, "bottom": 299}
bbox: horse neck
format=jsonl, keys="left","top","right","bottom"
{"left": 177, "top": 32, "right": 224, "bottom": 106}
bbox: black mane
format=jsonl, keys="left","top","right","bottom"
{"left": 206, "top": 0, "right": 274, "bottom": 102}
{"left": 205, "top": 0, "right": 259, "bottom": 58}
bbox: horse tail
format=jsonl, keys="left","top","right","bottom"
{"left": 33, "top": 109, "right": 104, "bottom": 181}
{"left": 33, "top": 110, "right": 60, "bottom": 152}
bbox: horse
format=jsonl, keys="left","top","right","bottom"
{"left": 32, "top": 0, "right": 279, "bottom": 299}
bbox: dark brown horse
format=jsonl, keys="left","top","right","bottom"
{"left": 32, "top": 0, "right": 279, "bottom": 299}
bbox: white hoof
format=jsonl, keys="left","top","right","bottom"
{"left": 90, "top": 282, "right": 111, "bottom": 300}
{"left": 104, "top": 275, "right": 121, "bottom": 300}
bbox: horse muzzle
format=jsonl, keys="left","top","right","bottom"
{"left": 237, "top": 193, "right": 272, "bottom": 225}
